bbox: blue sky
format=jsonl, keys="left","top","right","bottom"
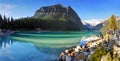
{"left": 0, "top": 0, "right": 120, "bottom": 20}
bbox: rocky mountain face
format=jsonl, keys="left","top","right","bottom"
{"left": 93, "top": 23, "right": 103, "bottom": 30}
{"left": 100, "top": 16, "right": 120, "bottom": 30}
{"left": 33, "top": 4, "right": 86, "bottom": 30}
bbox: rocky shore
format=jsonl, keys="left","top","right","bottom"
{"left": 59, "top": 35, "right": 120, "bottom": 61}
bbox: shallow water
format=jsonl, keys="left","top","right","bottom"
{"left": 0, "top": 31, "right": 97, "bottom": 61}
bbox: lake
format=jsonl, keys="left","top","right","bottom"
{"left": 0, "top": 31, "right": 97, "bottom": 61}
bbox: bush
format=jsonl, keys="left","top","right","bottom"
{"left": 87, "top": 46, "right": 109, "bottom": 61}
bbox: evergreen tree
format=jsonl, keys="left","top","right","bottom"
{"left": 0, "top": 14, "right": 3, "bottom": 21}
{"left": 2, "top": 15, "right": 8, "bottom": 29}
{"left": 0, "top": 14, "right": 3, "bottom": 28}
{"left": 10, "top": 17, "right": 14, "bottom": 29}
{"left": 109, "top": 15, "right": 117, "bottom": 31}
{"left": 3, "top": 15, "right": 7, "bottom": 21}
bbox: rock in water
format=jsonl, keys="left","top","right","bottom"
{"left": 33, "top": 4, "right": 86, "bottom": 30}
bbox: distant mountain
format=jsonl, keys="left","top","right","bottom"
{"left": 94, "top": 23, "right": 103, "bottom": 30}
{"left": 82, "top": 19, "right": 104, "bottom": 30}
{"left": 33, "top": 4, "right": 87, "bottom": 31}
{"left": 100, "top": 16, "right": 120, "bottom": 30}
{"left": 82, "top": 22, "right": 94, "bottom": 29}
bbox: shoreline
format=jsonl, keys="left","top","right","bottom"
{"left": 58, "top": 35, "right": 100, "bottom": 61}
{"left": 58, "top": 35, "right": 120, "bottom": 61}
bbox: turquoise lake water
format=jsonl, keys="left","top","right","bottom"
{"left": 0, "top": 31, "right": 97, "bottom": 61}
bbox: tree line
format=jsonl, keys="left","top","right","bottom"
{"left": 0, "top": 15, "right": 79, "bottom": 31}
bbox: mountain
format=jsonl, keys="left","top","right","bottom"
{"left": 33, "top": 4, "right": 87, "bottom": 31}
{"left": 82, "top": 19, "right": 104, "bottom": 30}
{"left": 94, "top": 23, "right": 103, "bottom": 30}
{"left": 100, "top": 16, "right": 120, "bottom": 30}
{"left": 82, "top": 22, "right": 94, "bottom": 30}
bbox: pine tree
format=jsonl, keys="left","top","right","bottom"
{"left": 0, "top": 14, "right": 3, "bottom": 21}
{"left": 109, "top": 15, "right": 117, "bottom": 31}
{"left": 3, "top": 15, "right": 7, "bottom": 21}
{"left": 0, "top": 14, "right": 3, "bottom": 28}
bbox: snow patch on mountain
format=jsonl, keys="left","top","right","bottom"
{"left": 82, "top": 19, "right": 104, "bottom": 26}
{"left": 82, "top": 19, "right": 106, "bottom": 30}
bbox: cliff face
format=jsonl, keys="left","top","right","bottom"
{"left": 33, "top": 4, "right": 86, "bottom": 30}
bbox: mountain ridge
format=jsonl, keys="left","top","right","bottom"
{"left": 82, "top": 16, "right": 120, "bottom": 30}
{"left": 100, "top": 16, "right": 120, "bottom": 30}
{"left": 82, "top": 19, "right": 104, "bottom": 30}
{"left": 33, "top": 4, "right": 87, "bottom": 30}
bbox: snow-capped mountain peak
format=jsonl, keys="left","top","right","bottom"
{"left": 82, "top": 19, "right": 104, "bottom": 26}
{"left": 82, "top": 19, "right": 105, "bottom": 30}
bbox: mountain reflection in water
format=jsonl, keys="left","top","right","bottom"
{"left": 0, "top": 31, "right": 98, "bottom": 61}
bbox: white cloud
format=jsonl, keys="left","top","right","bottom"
{"left": 0, "top": 4, "right": 14, "bottom": 16}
